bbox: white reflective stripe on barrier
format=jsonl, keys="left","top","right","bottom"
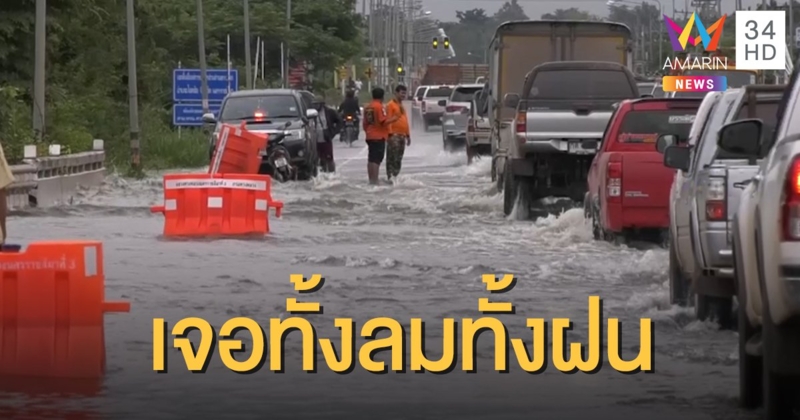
{"left": 208, "top": 197, "right": 223, "bottom": 208}
{"left": 165, "top": 199, "right": 177, "bottom": 211}
{"left": 84, "top": 245, "right": 98, "bottom": 277}
{"left": 255, "top": 199, "right": 267, "bottom": 211}
{"left": 210, "top": 127, "right": 230, "bottom": 175}
{"left": 164, "top": 179, "right": 267, "bottom": 190}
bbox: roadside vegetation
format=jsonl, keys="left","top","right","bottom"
{"left": 0, "top": 0, "right": 362, "bottom": 171}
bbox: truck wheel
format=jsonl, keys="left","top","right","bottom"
{"left": 762, "top": 307, "right": 795, "bottom": 419}
{"left": 491, "top": 159, "right": 497, "bottom": 182}
{"left": 503, "top": 170, "right": 517, "bottom": 216}
{"left": 695, "top": 294, "right": 733, "bottom": 328}
{"left": 590, "top": 206, "right": 602, "bottom": 241}
{"left": 669, "top": 241, "right": 690, "bottom": 306}
{"left": 736, "top": 251, "right": 762, "bottom": 407}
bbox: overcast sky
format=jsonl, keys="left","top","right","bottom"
{"left": 357, "top": 0, "right": 773, "bottom": 22}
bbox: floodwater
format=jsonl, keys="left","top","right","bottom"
{"left": 0, "top": 115, "right": 759, "bottom": 420}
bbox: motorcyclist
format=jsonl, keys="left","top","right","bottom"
{"left": 338, "top": 89, "right": 361, "bottom": 142}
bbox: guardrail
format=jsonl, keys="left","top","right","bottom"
{"left": 7, "top": 140, "right": 106, "bottom": 209}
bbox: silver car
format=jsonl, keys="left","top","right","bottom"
{"left": 660, "top": 86, "right": 784, "bottom": 323}
{"left": 440, "top": 83, "right": 483, "bottom": 151}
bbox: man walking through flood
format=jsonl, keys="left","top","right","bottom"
{"left": 385, "top": 85, "right": 410, "bottom": 182}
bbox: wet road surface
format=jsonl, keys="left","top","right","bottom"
{"left": 0, "top": 116, "right": 759, "bottom": 419}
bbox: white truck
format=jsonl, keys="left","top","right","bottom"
{"left": 486, "top": 20, "right": 634, "bottom": 215}
{"left": 728, "top": 66, "right": 798, "bottom": 418}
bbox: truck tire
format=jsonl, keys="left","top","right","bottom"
{"left": 762, "top": 306, "right": 795, "bottom": 419}
{"left": 733, "top": 224, "right": 762, "bottom": 408}
{"left": 503, "top": 170, "right": 517, "bottom": 216}
{"left": 669, "top": 240, "right": 690, "bottom": 306}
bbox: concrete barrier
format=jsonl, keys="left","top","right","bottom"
{"left": 7, "top": 141, "right": 106, "bottom": 209}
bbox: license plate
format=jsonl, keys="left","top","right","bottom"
{"left": 568, "top": 142, "right": 595, "bottom": 154}
{"left": 274, "top": 157, "right": 288, "bottom": 167}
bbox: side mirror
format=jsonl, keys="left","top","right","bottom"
{"left": 503, "top": 93, "right": 520, "bottom": 109}
{"left": 202, "top": 113, "right": 216, "bottom": 124}
{"left": 717, "top": 119, "right": 763, "bottom": 156}
{"left": 663, "top": 145, "right": 691, "bottom": 171}
{"left": 306, "top": 109, "right": 319, "bottom": 119}
{"left": 656, "top": 134, "right": 677, "bottom": 153}
{"left": 438, "top": 99, "right": 447, "bottom": 106}
{"left": 417, "top": 96, "right": 423, "bottom": 101}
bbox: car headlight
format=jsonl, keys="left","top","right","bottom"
{"left": 285, "top": 129, "right": 305, "bottom": 139}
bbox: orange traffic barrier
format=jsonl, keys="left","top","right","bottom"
{"left": 150, "top": 173, "right": 283, "bottom": 237}
{"left": 210, "top": 122, "right": 269, "bottom": 175}
{"left": 0, "top": 241, "right": 130, "bottom": 380}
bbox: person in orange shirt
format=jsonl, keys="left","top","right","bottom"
{"left": 385, "top": 85, "right": 410, "bottom": 182}
{"left": 362, "top": 87, "right": 399, "bottom": 184}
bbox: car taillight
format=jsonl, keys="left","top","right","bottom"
{"left": 782, "top": 156, "right": 800, "bottom": 241}
{"left": 467, "top": 117, "right": 475, "bottom": 132}
{"left": 446, "top": 105, "right": 465, "bottom": 113}
{"left": 515, "top": 111, "right": 526, "bottom": 134}
{"left": 346, "top": 115, "right": 353, "bottom": 120}
{"left": 705, "top": 177, "right": 726, "bottom": 221}
{"left": 607, "top": 161, "right": 622, "bottom": 200}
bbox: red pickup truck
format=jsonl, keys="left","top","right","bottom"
{"left": 586, "top": 98, "right": 701, "bottom": 243}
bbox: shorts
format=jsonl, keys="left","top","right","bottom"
{"left": 366, "top": 140, "right": 386, "bottom": 164}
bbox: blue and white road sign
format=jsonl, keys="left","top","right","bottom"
{"left": 172, "top": 69, "right": 238, "bottom": 102}
{"left": 173, "top": 103, "right": 222, "bottom": 127}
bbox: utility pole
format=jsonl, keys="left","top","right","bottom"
{"left": 196, "top": 0, "right": 210, "bottom": 113}
{"left": 244, "top": 0, "right": 252, "bottom": 89}
{"left": 369, "top": 0, "right": 375, "bottom": 92}
{"left": 33, "top": 0, "right": 46, "bottom": 141}
{"left": 285, "top": 0, "right": 291, "bottom": 88}
{"left": 126, "top": 0, "right": 140, "bottom": 169}
{"left": 383, "top": 0, "right": 389, "bottom": 88}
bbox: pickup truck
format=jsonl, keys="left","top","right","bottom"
{"left": 660, "top": 86, "right": 783, "bottom": 327}
{"left": 420, "top": 85, "right": 453, "bottom": 131}
{"left": 501, "top": 61, "right": 639, "bottom": 216}
{"left": 728, "top": 63, "right": 800, "bottom": 418}
{"left": 440, "top": 83, "right": 484, "bottom": 151}
{"left": 586, "top": 98, "right": 700, "bottom": 243}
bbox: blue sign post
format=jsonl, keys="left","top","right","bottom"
{"left": 172, "top": 68, "right": 238, "bottom": 127}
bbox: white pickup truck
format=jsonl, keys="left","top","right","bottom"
{"left": 420, "top": 85, "right": 453, "bottom": 131}
{"left": 729, "top": 66, "right": 798, "bottom": 418}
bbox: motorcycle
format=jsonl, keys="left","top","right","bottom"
{"left": 260, "top": 131, "right": 297, "bottom": 183}
{"left": 342, "top": 115, "right": 357, "bottom": 146}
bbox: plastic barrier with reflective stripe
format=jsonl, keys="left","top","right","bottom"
{"left": 0, "top": 241, "right": 130, "bottom": 379}
{"left": 150, "top": 173, "right": 283, "bottom": 236}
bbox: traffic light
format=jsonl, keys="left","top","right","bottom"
{"left": 396, "top": 63, "right": 405, "bottom": 76}
{"left": 443, "top": 37, "right": 450, "bottom": 49}
{"left": 432, "top": 37, "right": 438, "bottom": 49}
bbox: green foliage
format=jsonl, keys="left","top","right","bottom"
{"left": 0, "top": 0, "right": 363, "bottom": 168}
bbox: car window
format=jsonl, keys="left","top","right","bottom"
{"left": 219, "top": 95, "right": 301, "bottom": 121}
{"left": 637, "top": 83, "right": 655, "bottom": 96}
{"left": 692, "top": 95, "right": 736, "bottom": 171}
{"left": 617, "top": 110, "right": 696, "bottom": 144}
{"left": 414, "top": 87, "right": 427, "bottom": 98}
{"left": 451, "top": 87, "right": 482, "bottom": 102}
{"left": 529, "top": 70, "right": 636, "bottom": 99}
{"left": 426, "top": 87, "right": 452, "bottom": 98}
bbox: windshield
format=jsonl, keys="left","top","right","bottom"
{"left": 716, "top": 101, "right": 780, "bottom": 159}
{"left": 451, "top": 87, "right": 482, "bottom": 102}
{"left": 220, "top": 95, "right": 300, "bottom": 121}
{"left": 684, "top": 70, "right": 756, "bottom": 88}
{"left": 426, "top": 87, "right": 452, "bottom": 98}
{"left": 529, "top": 70, "right": 636, "bottom": 99}
{"left": 414, "top": 87, "right": 426, "bottom": 98}
{"left": 617, "top": 110, "right": 696, "bottom": 143}
{"left": 652, "top": 85, "right": 665, "bottom": 97}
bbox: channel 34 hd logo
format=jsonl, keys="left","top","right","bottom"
{"left": 663, "top": 13, "right": 726, "bottom": 52}
{"left": 735, "top": 10, "right": 787, "bottom": 70}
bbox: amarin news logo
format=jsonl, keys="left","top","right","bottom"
{"left": 663, "top": 13, "right": 727, "bottom": 52}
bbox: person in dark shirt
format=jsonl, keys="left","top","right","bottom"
{"left": 339, "top": 89, "right": 361, "bottom": 141}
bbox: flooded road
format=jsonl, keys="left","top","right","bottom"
{"left": 0, "top": 117, "right": 757, "bottom": 419}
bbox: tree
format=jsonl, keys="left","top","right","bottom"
{"left": 0, "top": 0, "right": 363, "bottom": 168}
{"left": 492, "top": 0, "right": 529, "bottom": 25}
{"left": 541, "top": 8, "right": 600, "bottom": 21}
{"left": 456, "top": 9, "right": 491, "bottom": 25}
